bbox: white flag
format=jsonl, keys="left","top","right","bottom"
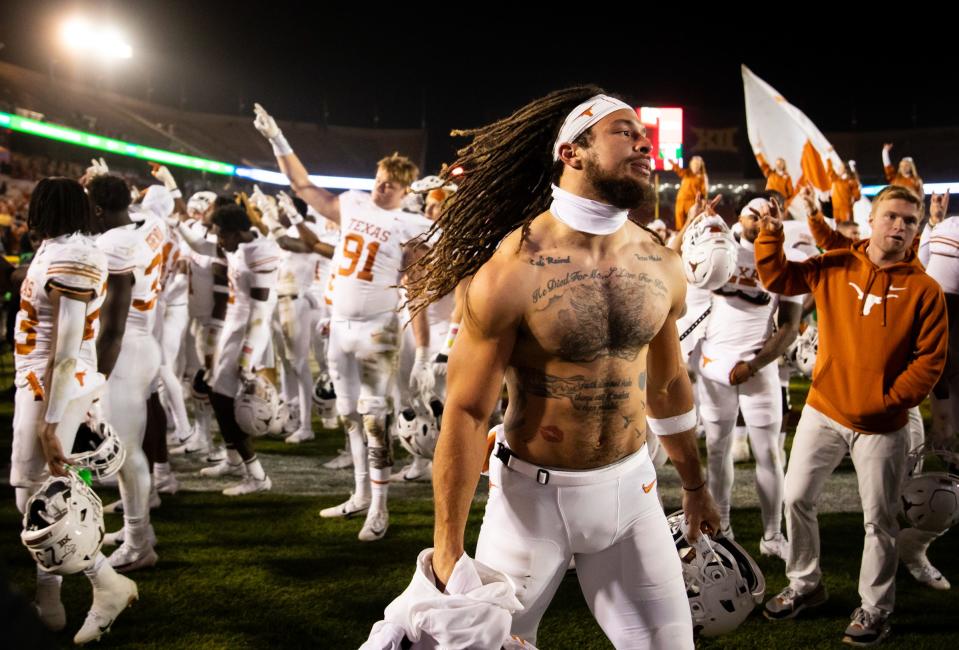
{"left": 742, "top": 65, "right": 842, "bottom": 201}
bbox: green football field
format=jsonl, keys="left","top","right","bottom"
{"left": 1, "top": 377, "right": 957, "bottom": 649}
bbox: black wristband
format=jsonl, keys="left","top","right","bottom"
{"left": 683, "top": 480, "right": 706, "bottom": 492}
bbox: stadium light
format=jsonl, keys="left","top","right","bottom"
{"left": 0, "top": 111, "right": 375, "bottom": 190}
{"left": 60, "top": 17, "right": 133, "bottom": 59}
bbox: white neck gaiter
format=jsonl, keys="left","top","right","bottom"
{"left": 549, "top": 184, "right": 628, "bottom": 236}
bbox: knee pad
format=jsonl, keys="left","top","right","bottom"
{"left": 357, "top": 396, "right": 390, "bottom": 419}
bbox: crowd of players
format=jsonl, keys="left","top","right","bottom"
{"left": 7, "top": 96, "right": 958, "bottom": 648}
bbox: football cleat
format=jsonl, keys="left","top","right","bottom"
{"left": 390, "top": 458, "right": 432, "bottom": 482}
{"left": 73, "top": 573, "right": 138, "bottom": 645}
{"left": 284, "top": 429, "right": 315, "bottom": 444}
{"left": 903, "top": 554, "right": 951, "bottom": 591}
{"left": 359, "top": 508, "right": 389, "bottom": 542}
{"left": 199, "top": 460, "right": 245, "bottom": 478}
{"left": 153, "top": 467, "right": 179, "bottom": 495}
{"left": 108, "top": 543, "right": 158, "bottom": 573}
{"left": 322, "top": 449, "right": 354, "bottom": 470}
{"left": 222, "top": 475, "right": 272, "bottom": 496}
{"left": 759, "top": 533, "right": 789, "bottom": 561}
{"left": 320, "top": 494, "right": 370, "bottom": 518}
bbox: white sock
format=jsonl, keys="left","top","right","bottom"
{"left": 245, "top": 457, "right": 266, "bottom": 481}
{"left": 370, "top": 467, "right": 390, "bottom": 510}
{"left": 36, "top": 566, "right": 62, "bottom": 599}
{"left": 154, "top": 462, "right": 172, "bottom": 478}
{"left": 124, "top": 515, "right": 149, "bottom": 548}
{"left": 84, "top": 553, "right": 118, "bottom": 589}
{"left": 226, "top": 448, "right": 243, "bottom": 465}
{"left": 343, "top": 414, "right": 370, "bottom": 500}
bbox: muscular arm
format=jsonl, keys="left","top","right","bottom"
{"left": 95, "top": 272, "right": 134, "bottom": 378}
{"left": 275, "top": 153, "right": 341, "bottom": 225}
{"left": 750, "top": 300, "right": 801, "bottom": 370}
{"left": 646, "top": 256, "right": 719, "bottom": 538}
{"left": 432, "top": 265, "right": 523, "bottom": 587}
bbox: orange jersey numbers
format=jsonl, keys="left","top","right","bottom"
{"left": 336, "top": 234, "right": 380, "bottom": 282}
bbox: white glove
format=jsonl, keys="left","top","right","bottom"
{"left": 848, "top": 160, "right": 857, "bottom": 171}
{"left": 250, "top": 185, "right": 282, "bottom": 234}
{"left": 277, "top": 191, "right": 303, "bottom": 225}
{"left": 432, "top": 322, "right": 459, "bottom": 377}
{"left": 253, "top": 102, "right": 293, "bottom": 156}
{"left": 410, "top": 347, "right": 435, "bottom": 396}
{"left": 151, "top": 164, "right": 178, "bottom": 191}
{"left": 86, "top": 157, "right": 109, "bottom": 178}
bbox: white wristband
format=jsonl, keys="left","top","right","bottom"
{"left": 270, "top": 133, "right": 293, "bottom": 157}
{"left": 287, "top": 210, "right": 303, "bottom": 226}
{"left": 415, "top": 346, "right": 430, "bottom": 364}
{"left": 647, "top": 408, "right": 697, "bottom": 436}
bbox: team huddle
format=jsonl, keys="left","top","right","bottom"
{"left": 10, "top": 88, "right": 959, "bottom": 649}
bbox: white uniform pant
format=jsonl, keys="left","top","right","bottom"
{"left": 699, "top": 363, "right": 784, "bottom": 535}
{"left": 211, "top": 312, "right": 275, "bottom": 398}
{"left": 156, "top": 300, "right": 191, "bottom": 437}
{"left": 277, "top": 295, "right": 314, "bottom": 433}
{"left": 104, "top": 333, "right": 161, "bottom": 521}
{"left": 476, "top": 427, "right": 693, "bottom": 649}
{"left": 784, "top": 405, "right": 906, "bottom": 614}
{"left": 327, "top": 313, "right": 400, "bottom": 416}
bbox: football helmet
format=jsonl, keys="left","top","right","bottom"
{"left": 902, "top": 444, "right": 959, "bottom": 533}
{"left": 267, "top": 398, "right": 291, "bottom": 437}
{"left": 187, "top": 190, "right": 218, "bottom": 217}
{"left": 667, "top": 511, "right": 765, "bottom": 637}
{"left": 681, "top": 216, "right": 738, "bottom": 290}
{"left": 21, "top": 471, "right": 105, "bottom": 575}
{"left": 784, "top": 325, "right": 818, "bottom": 379}
{"left": 70, "top": 410, "right": 125, "bottom": 482}
{"left": 234, "top": 374, "right": 280, "bottom": 437}
{"left": 312, "top": 372, "right": 337, "bottom": 421}
{"left": 396, "top": 395, "right": 443, "bottom": 459}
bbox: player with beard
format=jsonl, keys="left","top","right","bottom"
{"left": 403, "top": 88, "right": 719, "bottom": 648}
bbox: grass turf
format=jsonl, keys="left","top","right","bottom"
{"left": 1, "top": 374, "right": 957, "bottom": 648}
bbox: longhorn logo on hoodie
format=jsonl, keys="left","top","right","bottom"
{"left": 848, "top": 282, "right": 906, "bottom": 316}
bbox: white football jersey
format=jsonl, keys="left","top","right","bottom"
{"left": 328, "top": 191, "right": 432, "bottom": 319}
{"left": 225, "top": 234, "right": 281, "bottom": 323}
{"left": 704, "top": 238, "right": 803, "bottom": 355}
{"left": 310, "top": 220, "right": 341, "bottom": 300}
{"left": 97, "top": 217, "right": 167, "bottom": 337}
{"left": 925, "top": 216, "right": 959, "bottom": 294}
{"left": 14, "top": 234, "right": 109, "bottom": 383}
{"left": 160, "top": 221, "right": 190, "bottom": 305}
{"left": 277, "top": 222, "right": 327, "bottom": 296}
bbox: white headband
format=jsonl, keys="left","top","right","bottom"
{"left": 552, "top": 94, "right": 635, "bottom": 161}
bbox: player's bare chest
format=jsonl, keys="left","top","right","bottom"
{"left": 522, "top": 262, "right": 671, "bottom": 363}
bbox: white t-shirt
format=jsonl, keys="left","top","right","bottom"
{"left": 225, "top": 234, "right": 281, "bottom": 324}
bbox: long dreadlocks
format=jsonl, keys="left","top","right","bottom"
{"left": 28, "top": 177, "right": 95, "bottom": 240}
{"left": 405, "top": 85, "right": 605, "bottom": 315}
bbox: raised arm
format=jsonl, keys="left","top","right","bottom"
{"left": 882, "top": 143, "right": 896, "bottom": 182}
{"left": 432, "top": 262, "right": 522, "bottom": 588}
{"left": 253, "top": 103, "right": 341, "bottom": 224}
{"left": 755, "top": 199, "right": 819, "bottom": 295}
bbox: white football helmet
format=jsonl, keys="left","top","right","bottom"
{"left": 268, "top": 398, "right": 291, "bottom": 437}
{"left": 69, "top": 412, "right": 126, "bottom": 482}
{"left": 21, "top": 471, "right": 104, "bottom": 575}
{"left": 312, "top": 372, "right": 337, "bottom": 421}
{"left": 280, "top": 399, "right": 301, "bottom": 436}
{"left": 784, "top": 325, "right": 818, "bottom": 379}
{"left": 234, "top": 374, "right": 280, "bottom": 437}
{"left": 667, "top": 511, "right": 765, "bottom": 637}
{"left": 681, "top": 216, "right": 738, "bottom": 290}
{"left": 187, "top": 190, "right": 218, "bottom": 218}
{"left": 901, "top": 444, "right": 959, "bottom": 533}
{"left": 396, "top": 395, "right": 443, "bottom": 459}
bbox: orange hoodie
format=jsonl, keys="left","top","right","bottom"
{"left": 755, "top": 229, "right": 947, "bottom": 434}
{"left": 883, "top": 165, "right": 923, "bottom": 197}
{"left": 756, "top": 153, "right": 794, "bottom": 199}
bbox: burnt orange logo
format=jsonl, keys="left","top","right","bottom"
{"left": 642, "top": 480, "right": 657, "bottom": 493}
{"left": 75, "top": 371, "right": 86, "bottom": 386}
{"left": 701, "top": 355, "right": 714, "bottom": 366}
{"left": 579, "top": 106, "right": 594, "bottom": 118}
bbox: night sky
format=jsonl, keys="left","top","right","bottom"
{"left": 1, "top": 1, "right": 955, "bottom": 173}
